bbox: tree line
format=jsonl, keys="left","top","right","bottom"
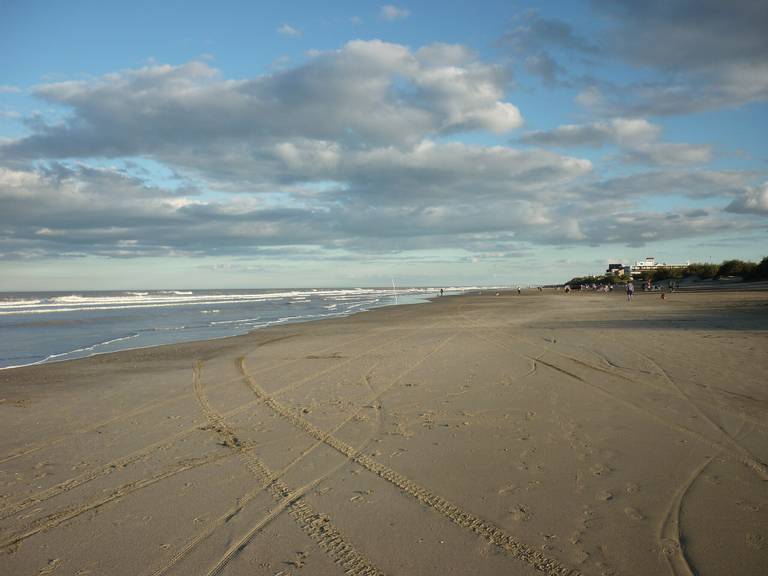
{"left": 566, "top": 256, "right": 768, "bottom": 287}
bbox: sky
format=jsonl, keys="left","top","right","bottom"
{"left": 1, "top": 0, "right": 767, "bottom": 290}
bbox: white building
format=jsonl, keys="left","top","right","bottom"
{"left": 605, "top": 257, "right": 690, "bottom": 278}
{"left": 629, "top": 257, "right": 689, "bottom": 276}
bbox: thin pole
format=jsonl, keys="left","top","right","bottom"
{"left": 391, "top": 277, "right": 398, "bottom": 305}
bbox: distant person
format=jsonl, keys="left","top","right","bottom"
{"left": 517, "top": 286, "right": 521, "bottom": 295}
{"left": 626, "top": 281, "right": 635, "bottom": 302}
{"left": 440, "top": 288, "right": 444, "bottom": 296}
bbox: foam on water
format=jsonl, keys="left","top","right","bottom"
{"left": 0, "top": 288, "right": 420, "bottom": 315}
{"left": 0, "top": 287, "right": 477, "bottom": 369}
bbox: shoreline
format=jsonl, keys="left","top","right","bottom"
{"left": 0, "top": 291, "right": 443, "bottom": 372}
{"left": 5, "top": 281, "right": 765, "bottom": 372}
{"left": 1, "top": 290, "right": 766, "bottom": 575}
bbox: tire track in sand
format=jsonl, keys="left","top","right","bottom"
{"left": 0, "top": 450, "right": 234, "bottom": 551}
{"left": 265, "top": 328, "right": 422, "bottom": 401}
{"left": 657, "top": 455, "right": 714, "bottom": 576}
{"left": 455, "top": 304, "right": 768, "bottom": 481}
{"left": 244, "top": 326, "right": 398, "bottom": 378}
{"left": 0, "top": 391, "right": 197, "bottom": 466}
{"left": 637, "top": 350, "right": 767, "bottom": 450}
{"left": 0, "top": 397, "right": 264, "bottom": 521}
{"left": 238, "top": 334, "right": 580, "bottom": 576}
{"left": 658, "top": 417, "right": 750, "bottom": 576}
{"left": 1, "top": 333, "right": 376, "bottom": 520}
{"left": 147, "top": 361, "right": 385, "bottom": 576}
{"left": 567, "top": 332, "right": 767, "bottom": 431}
{"left": 532, "top": 354, "right": 768, "bottom": 480}
{"left": 191, "top": 361, "right": 384, "bottom": 576}
{"left": 0, "top": 335, "right": 299, "bottom": 466}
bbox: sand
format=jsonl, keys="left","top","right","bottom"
{"left": 1, "top": 289, "right": 766, "bottom": 576}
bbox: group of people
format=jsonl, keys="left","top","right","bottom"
{"left": 626, "top": 280, "right": 675, "bottom": 301}
{"left": 560, "top": 279, "right": 674, "bottom": 302}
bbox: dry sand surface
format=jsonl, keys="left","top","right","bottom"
{"left": 1, "top": 289, "right": 767, "bottom": 576}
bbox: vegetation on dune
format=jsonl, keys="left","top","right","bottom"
{"left": 565, "top": 256, "right": 768, "bottom": 286}
{"left": 681, "top": 263, "right": 719, "bottom": 279}
{"left": 745, "top": 256, "right": 768, "bottom": 281}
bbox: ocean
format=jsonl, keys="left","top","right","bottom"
{"left": 0, "top": 287, "right": 470, "bottom": 369}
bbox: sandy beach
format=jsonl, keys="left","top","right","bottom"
{"left": 1, "top": 290, "right": 766, "bottom": 576}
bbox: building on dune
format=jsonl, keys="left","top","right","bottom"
{"left": 606, "top": 257, "right": 689, "bottom": 278}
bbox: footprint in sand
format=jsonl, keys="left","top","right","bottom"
{"left": 509, "top": 504, "right": 531, "bottom": 522}
{"left": 573, "top": 549, "right": 590, "bottom": 564}
{"left": 590, "top": 463, "right": 611, "bottom": 477}
{"left": 746, "top": 533, "right": 764, "bottom": 550}
{"left": 624, "top": 507, "right": 644, "bottom": 521}
{"left": 736, "top": 500, "right": 760, "bottom": 513}
{"left": 625, "top": 482, "right": 639, "bottom": 494}
{"left": 38, "top": 558, "right": 61, "bottom": 575}
{"left": 596, "top": 490, "right": 613, "bottom": 501}
{"left": 497, "top": 483, "right": 518, "bottom": 495}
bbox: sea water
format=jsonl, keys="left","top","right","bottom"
{"left": 0, "top": 287, "right": 470, "bottom": 369}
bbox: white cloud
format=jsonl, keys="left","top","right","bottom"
{"left": 0, "top": 85, "right": 21, "bottom": 94}
{"left": 523, "top": 118, "right": 712, "bottom": 166}
{"left": 726, "top": 182, "right": 768, "bottom": 215}
{"left": 277, "top": 24, "right": 301, "bottom": 37}
{"left": 2, "top": 42, "right": 523, "bottom": 165}
{"left": 523, "top": 118, "right": 658, "bottom": 148}
{"left": 621, "top": 143, "right": 712, "bottom": 166}
{"left": 380, "top": 5, "right": 410, "bottom": 21}
{"left": 589, "top": 170, "right": 753, "bottom": 200}
{"left": 1, "top": 36, "right": 765, "bottom": 263}
{"left": 575, "top": 87, "right": 604, "bottom": 109}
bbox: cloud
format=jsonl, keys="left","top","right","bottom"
{"left": 1, "top": 39, "right": 764, "bottom": 263}
{"left": 522, "top": 118, "right": 659, "bottom": 148}
{"left": 593, "top": 0, "right": 768, "bottom": 113}
{"left": 3, "top": 158, "right": 764, "bottom": 261}
{"left": 593, "top": 0, "right": 767, "bottom": 73}
{"left": 1, "top": 42, "right": 522, "bottom": 165}
{"left": 501, "top": 2, "right": 768, "bottom": 113}
{"left": 726, "top": 182, "right": 768, "bottom": 215}
{"left": 579, "top": 71, "right": 768, "bottom": 116}
{"left": 499, "top": 12, "right": 599, "bottom": 55}
{"left": 589, "top": 170, "right": 754, "bottom": 200}
{"left": 524, "top": 52, "right": 569, "bottom": 87}
{"left": 0, "top": 133, "right": 595, "bottom": 259}
{"left": 0, "top": 85, "right": 21, "bottom": 94}
{"left": 497, "top": 11, "right": 599, "bottom": 86}
{"left": 620, "top": 143, "right": 712, "bottom": 166}
{"left": 576, "top": 206, "right": 753, "bottom": 247}
{"left": 380, "top": 5, "right": 410, "bottom": 21}
{"left": 522, "top": 118, "right": 712, "bottom": 166}
{"left": 277, "top": 24, "right": 301, "bottom": 37}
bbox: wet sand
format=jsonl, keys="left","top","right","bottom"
{"left": 1, "top": 290, "right": 767, "bottom": 576}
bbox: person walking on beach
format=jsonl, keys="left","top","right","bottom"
{"left": 440, "top": 288, "right": 444, "bottom": 296}
{"left": 626, "top": 281, "right": 635, "bottom": 302}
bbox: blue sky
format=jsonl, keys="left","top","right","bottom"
{"left": 1, "top": 0, "right": 766, "bottom": 289}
